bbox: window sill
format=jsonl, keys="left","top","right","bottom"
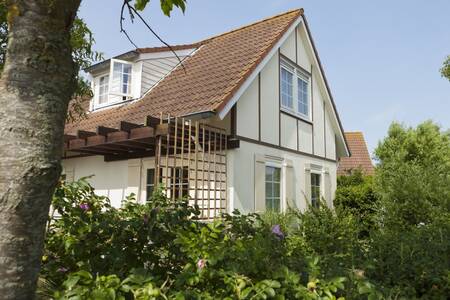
{"left": 280, "top": 108, "right": 312, "bottom": 125}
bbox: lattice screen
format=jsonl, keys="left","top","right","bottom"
{"left": 154, "top": 114, "right": 227, "bottom": 219}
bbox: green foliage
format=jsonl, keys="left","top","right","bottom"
{"left": 134, "top": 0, "right": 187, "bottom": 16}
{"left": 441, "top": 55, "right": 450, "bottom": 81}
{"left": 43, "top": 179, "right": 351, "bottom": 299}
{"left": 374, "top": 121, "right": 450, "bottom": 227}
{"left": 335, "top": 170, "right": 379, "bottom": 234}
{"left": 44, "top": 121, "right": 450, "bottom": 300}
{"left": 366, "top": 121, "right": 450, "bottom": 298}
{"left": 0, "top": 4, "right": 102, "bottom": 122}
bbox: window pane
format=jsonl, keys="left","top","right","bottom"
{"left": 265, "top": 166, "right": 281, "bottom": 212}
{"left": 146, "top": 169, "right": 155, "bottom": 201}
{"left": 112, "top": 61, "right": 132, "bottom": 96}
{"left": 281, "top": 68, "right": 293, "bottom": 109}
{"left": 273, "top": 168, "right": 281, "bottom": 182}
{"left": 297, "top": 77, "right": 309, "bottom": 116}
{"left": 273, "top": 182, "right": 280, "bottom": 197}
{"left": 265, "top": 182, "right": 273, "bottom": 198}
{"left": 265, "top": 166, "right": 274, "bottom": 181}
{"left": 147, "top": 169, "right": 155, "bottom": 185}
{"left": 311, "top": 173, "right": 321, "bottom": 207}
{"left": 98, "top": 75, "right": 109, "bottom": 104}
{"left": 273, "top": 198, "right": 280, "bottom": 212}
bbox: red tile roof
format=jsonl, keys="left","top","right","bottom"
{"left": 65, "top": 9, "right": 303, "bottom": 134}
{"left": 338, "top": 132, "right": 375, "bottom": 176}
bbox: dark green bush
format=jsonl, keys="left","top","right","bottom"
{"left": 43, "top": 179, "right": 352, "bottom": 299}
{"left": 42, "top": 120, "right": 450, "bottom": 299}
{"left": 334, "top": 169, "right": 379, "bottom": 235}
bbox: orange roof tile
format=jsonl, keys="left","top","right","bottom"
{"left": 65, "top": 9, "right": 303, "bottom": 134}
{"left": 337, "top": 132, "right": 375, "bottom": 176}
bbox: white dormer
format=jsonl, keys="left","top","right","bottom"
{"left": 88, "top": 47, "right": 197, "bottom": 111}
{"left": 91, "top": 58, "right": 143, "bottom": 110}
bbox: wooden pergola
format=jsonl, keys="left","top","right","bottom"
{"left": 64, "top": 115, "right": 237, "bottom": 219}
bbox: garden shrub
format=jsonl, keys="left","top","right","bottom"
{"left": 43, "top": 178, "right": 353, "bottom": 299}
{"left": 334, "top": 169, "right": 379, "bottom": 235}
{"left": 41, "top": 122, "right": 450, "bottom": 299}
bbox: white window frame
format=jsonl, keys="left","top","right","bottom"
{"left": 109, "top": 58, "right": 133, "bottom": 98}
{"left": 280, "top": 59, "right": 311, "bottom": 121}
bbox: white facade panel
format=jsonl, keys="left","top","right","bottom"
{"left": 280, "top": 30, "right": 296, "bottom": 62}
{"left": 280, "top": 114, "right": 297, "bottom": 150}
{"left": 140, "top": 56, "right": 184, "bottom": 95}
{"left": 260, "top": 55, "right": 279, "bottom": 145}
{"left": 312, "top": 71, "right": 325, "bottom": 157}
{"left": 236, "top": 78, "right": 259, "bottom": 139}
{"left": 298, "top": 121, "right": 313, "bottom": 154}
{"left": 297, "top": 25, "right": 312, "bottom": 72}
{"left": 325, "top": 111, "right": 337, "bottom": 160}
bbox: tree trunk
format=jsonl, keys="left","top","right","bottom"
{"left": 0, "top": 1, "right": 80, "bottom": 298}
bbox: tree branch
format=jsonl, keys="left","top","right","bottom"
{"left": 120, "top": 0, "right": 185, "bottom": 71}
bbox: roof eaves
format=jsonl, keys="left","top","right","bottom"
{"left": 84, "top": 50, "right": 139, "bottom": 73}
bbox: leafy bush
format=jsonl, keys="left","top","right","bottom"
{"left": 41, "top": 121, "right": 450, "bottom": 299}
{"left": 334, "top": 169, "right": 379, "bottom": 235}
{"left": 368, "top": 121, "right": 450, "bottom": 298}
{"left": 43, "top": 178, "right": 357, "bottom": 299}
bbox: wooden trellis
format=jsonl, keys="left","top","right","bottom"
{"left": 63, "top": 113, "right": 229, "bottom": 220}
{"left": 154, "top": 114, "right": 228, "bottom": 219}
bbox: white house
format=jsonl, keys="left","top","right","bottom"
{"left": 63, "top": 9, "right": 350, "bottom": 218}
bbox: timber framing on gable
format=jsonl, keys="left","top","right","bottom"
{"left": 217, "top": 13, "right": 349, "bottom": 158}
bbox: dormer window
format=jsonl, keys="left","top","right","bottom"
{"left": 92, "top": 59, "right": 134, "bottom": 109}
{"left": 111, "top": 60, "right": 132, "bottom": 98}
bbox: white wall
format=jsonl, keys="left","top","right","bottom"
{"left": 62, "top": 156, "right": 129, "bottom": 207}
{"left": 227, "top": 140, "right": 337, "bottom": 214}
{"left": 236, "top": 78, "right": 259, "bottom": 139}
{"left": 259, "top": 54, "right": 279, "bottom": 144}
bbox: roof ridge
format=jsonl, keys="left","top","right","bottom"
{"left": 126, "top": 9, "right": 303, "bottom": 55}
{"left": 199, "top": 8, "right": 303, "bottom": 43}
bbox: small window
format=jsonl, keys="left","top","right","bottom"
{"left": 265, "top": 166, "right": 281, "bottom": 212}
{"left": 311, "top": 173, "right": 321, "bottom": 208}
{"left": 146, "top": 169, "right": 155, "bottom": 200}
{"left": 98, "top": 75, "right": 109, "bottom": 104}
{"left": 281, "top": 68, "right": 294, "bottom": 109}
{"left": 280, "top": 60, "right": 311, "bottom": 120}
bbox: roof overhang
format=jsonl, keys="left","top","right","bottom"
{"left": 84, "top": 50, "right": 139, "bottom": 73}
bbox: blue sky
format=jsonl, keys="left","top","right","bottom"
{"left": 78, "top": 0, "right": 450, "bottom": 155}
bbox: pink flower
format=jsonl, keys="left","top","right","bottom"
{"left": 57, "top": 267, "right": 68, "bottom": 273}
{"left": 197, "top": 259, "right": 206, "bottom": 270}
{"left": 79, "top": 203, "right": 89, "bottom": 211}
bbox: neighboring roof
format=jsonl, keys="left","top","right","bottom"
{"left": 65, "top": 9, "right": 303, "bottom": 134}
{"left": 338, "top": 132, "right": 375, "bottom": 176}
